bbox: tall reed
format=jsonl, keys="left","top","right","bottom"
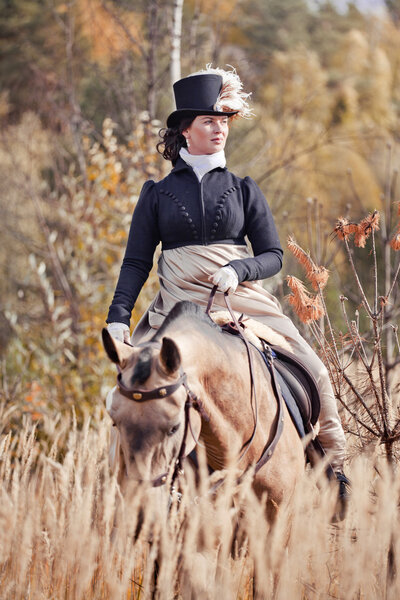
{"left": 0, "top": 410, "right": 399, "bottom": 599}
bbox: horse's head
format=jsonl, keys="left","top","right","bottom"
{"left": 102, "top": 329, "right": 202, "bottom": 485}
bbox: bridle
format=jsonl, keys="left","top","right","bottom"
{"left": 112, "top": 286, "right": 284, "bottom": 489}
{"left": 115, "top": 345, "right": 207, "bottom": 488}
{"left": 117, "top": 369, "right": 188, "bottom": 403}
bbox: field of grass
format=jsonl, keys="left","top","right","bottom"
{"left": 0, "top": 410, "right": 399, "bottom": 600}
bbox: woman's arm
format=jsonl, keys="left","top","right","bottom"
{"left": 106, "top": 181, "right": 160, "bottom": 326}
{"left": 226, "top": 176, "right": 283, "bottom": 282}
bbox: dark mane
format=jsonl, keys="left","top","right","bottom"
{"left": 153, "top": 301, "right": 219, "bottom": 341}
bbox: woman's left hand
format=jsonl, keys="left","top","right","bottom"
{"left": 209, "top": 266, "right": 239, "bottom": 294}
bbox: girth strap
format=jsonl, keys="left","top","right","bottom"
{"left": 254, "top": 344, "right": 285, "bottom": 472}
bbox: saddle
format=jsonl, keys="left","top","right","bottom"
{"left": 220, "top": 320, "right": 321, "bottom": 448}
{"left": 261, "top": 343, "right": 320, "bottom": 438}
{"left": 206, "top": 288, "right": 325, "bottom": 467}
{"left": 261, "top": 343, "right": 334, "bottom": 470}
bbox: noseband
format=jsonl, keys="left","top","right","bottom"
{"left": 116, "top": 360, "right": 205, "bottom": 488}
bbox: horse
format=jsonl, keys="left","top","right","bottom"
{"left": 102, "top": 299, "right": 305, "bottom": 520}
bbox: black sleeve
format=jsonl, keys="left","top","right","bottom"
{"left": 106, "top": 181, "right": 160, "bottom": 326}
{"left": 226, "top": 176, "right": 283, "bottom": 282}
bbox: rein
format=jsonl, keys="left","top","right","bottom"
{"left": 206, "top": 286, "right": 284, "bottom": 474}
{"left": 206, "top": 287, "right": 258, "bottom": 462}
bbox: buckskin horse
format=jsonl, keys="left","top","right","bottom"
{"left": 102, "top": 297, "right": 306, "bottom": 519}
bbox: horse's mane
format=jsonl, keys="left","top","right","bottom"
{"left": 153, "top": 300, "right": 219, "bottom": 341}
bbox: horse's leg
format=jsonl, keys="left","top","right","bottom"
{"left": 151, "top": 558, "right": 160, "bottom": 600}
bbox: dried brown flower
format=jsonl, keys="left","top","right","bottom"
{"left": 309, "top": 266, "right": 329, "bottom": 291}
{"left": 287, "top": 237, "right": 315, "bottom": 272}
{"left": 354, "top": 230, "right": 367, "bottom": 248}
{"left": 287, "top": 237, "right": 329, "bottom": 290}
{"left": 354, "top": 211, "right": 380, "bottom": 247}
{"left": 390, "top": 232, "right": 400, "bottom": 251}
{"left": 286, "top": 275, "right": 325, "bottom": 323}
{"left": 334, "top": 217, "right": 358, "bottom": 240}
{"left": 334, "top": 211, "right": 380, "bottom": 247}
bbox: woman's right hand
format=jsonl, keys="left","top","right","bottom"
{"left": 209, "top": 265, "right": 239, "bottom": 294}
{"left": 107, "top": 322, "right": 131, "bottom": 344}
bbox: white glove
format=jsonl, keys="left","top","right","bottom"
{"left": 107, "top": 322, "right": 131, "bottom": 343}
{"left": 209, "top": 266, "right": 239, "bottom": 294}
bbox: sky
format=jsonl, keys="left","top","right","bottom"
{"left": 309, "top": 0, "right": 387, "bottom": 14}
{"left": 345, "top": 0, "right": 386, "bottom": 12}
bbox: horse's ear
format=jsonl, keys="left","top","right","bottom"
{"left": 102, "top": 328, "right": 133, "bottom": 367}
{"left": 160, "top": 337, "right": 181, "bottom": 374}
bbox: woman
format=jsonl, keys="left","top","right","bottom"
{"left": 106, "top": 66, "right": 348, "bottom": 490}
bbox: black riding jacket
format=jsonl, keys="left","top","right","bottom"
{"left": 107, "top": 158, "right": 283, "bottom": 326}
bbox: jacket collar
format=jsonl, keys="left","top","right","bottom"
{"left": 171, "top": 156, "right": 227, "bottom": 174}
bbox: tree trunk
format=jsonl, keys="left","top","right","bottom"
{"left": 171, "top": 0, "right": 184, "bottom": 85}
{"left": 188, "top": 1, "right": 200, "bottom": 72}
{"left": 147, "top": 0, "right": 159, "bottom": 119}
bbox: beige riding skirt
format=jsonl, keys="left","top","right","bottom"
{"left": 132, "top": 244, "right": 296, "bottom": 344}
{"left": 130, "top": 243, "right": 345, "bottom": 468}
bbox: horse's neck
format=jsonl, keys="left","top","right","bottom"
{"left": 171, "top": 324, "right": 253, "bottom": 464}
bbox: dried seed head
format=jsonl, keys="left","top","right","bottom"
{"left": 334, "top": 217, "right": 358, "bottom": 240}
{"left": 334, "top": 211, "right": 380, "bottom": 246}
{"left": 309, "top": 266, "right": 329, "bottom": 291}
{"left": 287, "top": 237, "right": 315, "bottom": 272}
{"left": 390, "top": 233, "right": 400, "bottom": 251}
{"left": 286, "top": 275, "right": 325, "bottom": 323}
{"left": 287, "top": 237, "right": 329, "bottom": 290}
{"left": 354, "top": 231, "right": 367, "bottom": 248}
{"left": 355, "top": 211, "right": 380, "bottom": 247}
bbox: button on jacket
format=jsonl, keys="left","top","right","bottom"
{"left": 107, "top": 158, "right": 283, "bottom": 326}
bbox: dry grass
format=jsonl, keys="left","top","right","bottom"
{"left": 1, "top": 412, "right": 400, "bottom": 599}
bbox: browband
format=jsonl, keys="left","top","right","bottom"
{"left": 117, "top": 371, "right": 187, "bottom": 402}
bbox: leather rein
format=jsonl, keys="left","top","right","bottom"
{"left": 114, "top": 286, "right": 284, "bottom": 488}
{"left": 205, "top": 286, "right": 285, "bottom": 475}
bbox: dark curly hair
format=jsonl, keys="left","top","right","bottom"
{"left": 156, "top": 117, "right": 195, "bottom": 165}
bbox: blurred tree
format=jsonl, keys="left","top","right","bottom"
{"left": 239, "top": 0, "right": 312, "bottom": 75}
{"left": 2, "top": 0, "right": 400, "bottom": 434}
{"left": 385, "top": 0, "right": 400, "bottom": 25}
{"left": 0, "top": 112, "right": 166, "bottom": 427}
{"left": 307, "top": 1, "right": 366, "bottom": 67}
{"left": 0, "top": 0, "right": 80, "bottom": 127}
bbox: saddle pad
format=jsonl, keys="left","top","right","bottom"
{"left": 274, "top": 369, "right": 306, "bottom": 437}
{"left": 258, "top": 349, "right": 306, "bottom": 438}
{"left": 270, "top": 345, "right": 321, "bottom": 427}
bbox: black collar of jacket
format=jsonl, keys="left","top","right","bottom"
{"left": 171, "top": 156, "right": 228, "bottom": 174}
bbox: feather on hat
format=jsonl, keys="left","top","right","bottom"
{"left": 166, "top": 65, "right": 253, "bottom": 128}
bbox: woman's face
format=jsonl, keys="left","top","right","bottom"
{"left": 182, "top": 115, "right": 229, "bottom": 155}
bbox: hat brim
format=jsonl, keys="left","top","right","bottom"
{"left": 166, "top": 108, "right": 238, "bottom": 129}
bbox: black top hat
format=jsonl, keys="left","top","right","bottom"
{"left": 166, "top": 73, "right": 238, "bottom": 129}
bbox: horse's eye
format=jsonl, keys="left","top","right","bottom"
{"left": 167, "top": 423, "right": 180, "bottom": 437}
